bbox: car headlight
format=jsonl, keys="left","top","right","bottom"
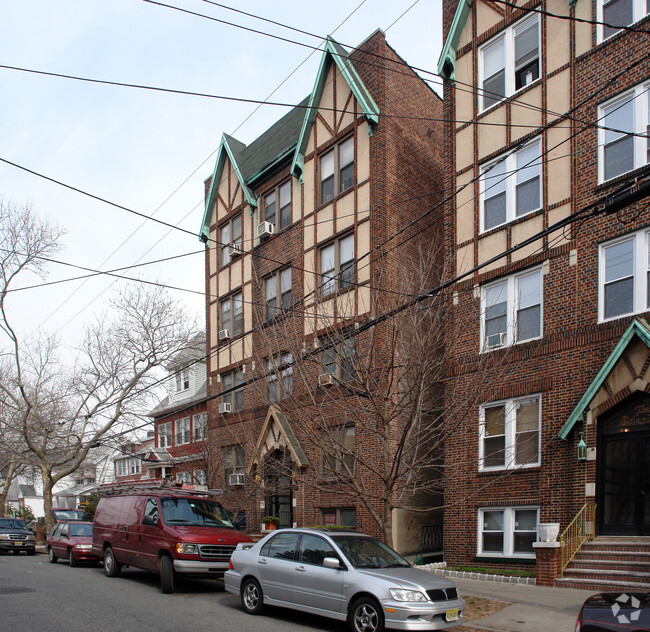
{"left": 75, "top": 544, "right": 92, "bottom": 550}
{"left": 176, "top": 543, "right": 198, "bottom": 554}
{"left": 389, "top": 588, "right": 428, "bottom": 602}
{"left": 26, "top": 535, "right": 35, "bottom": 541}
{"left": 0, "top": 534, "right": 11, "bottom": 540}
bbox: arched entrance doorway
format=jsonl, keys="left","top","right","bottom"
{"left": 263, "top": 448, "right": 293, "bottom": 529}
{"left": 597, "top": 392, "right": 650, "bottom": 536}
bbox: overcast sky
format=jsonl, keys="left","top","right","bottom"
{"left": 0, "top": 0, "right": 443, "bottom": 359}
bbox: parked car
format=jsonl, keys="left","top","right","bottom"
{"left": 50, "top": 508, "right": 86, "bottom": 522}
{"left": 47, "top": 521, "right": 98, "bottom": 566}
{"left": 225, "top": 527, "right": 465, "bottom": 632}
{"left": 0, "top": 517, "right": 36, "bottom": 555}
{"left": 92, "top": 485, "right": 253, "bottom": 593}
{"left": 575, "top": 592, "right": 649, "bottom": 631}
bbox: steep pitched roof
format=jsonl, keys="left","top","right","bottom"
{"left": 558, "top": 318, "right": 650, "bottom": 439}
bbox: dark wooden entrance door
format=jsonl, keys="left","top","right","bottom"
{"left": 598, "top": 395, "right": 650, "bottom": 536}
{"left": 264, "top": 448, "right": 293, "bottom": 529}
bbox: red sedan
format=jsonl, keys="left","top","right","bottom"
{"left": 47, "top": 521, "right": 98, "bottom": 566}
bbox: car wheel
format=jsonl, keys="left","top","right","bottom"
{"left": 349, "top": 597, "right": 384, "bottom": 632}
{"left": 241, "top": 578, "right": 264, "bottom": 615}
{"left": 103, "top": 546, "right": 121, "bottom": 578}
{"left": 69, "top": 548, "right": 78, "bottom": 567}
{"left": 160, "top": 555, "right": 175, "bottom": 594}
{"left": 27, "top": 549, "right": 35, "bottom": 556}
{"left": 48, "top": 547, "right": 58, "bottom": 564}
{"left": 12, "top": 550, "right": 21, "bottom": 555}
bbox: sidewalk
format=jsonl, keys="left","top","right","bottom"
{"left": 453, "top": 576, "right": 592, "bottom": 631}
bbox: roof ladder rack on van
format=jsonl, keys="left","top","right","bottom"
{"left": 97, "top": 479, "right": 224, "bottom": 497}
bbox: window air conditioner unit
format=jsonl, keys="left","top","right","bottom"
{"left": 228, "top": 241, "right": 243, "bottom": 258}
{"left": 485, "top": 332, "right": 507, "bottom": 349}
{"left": 219, "top": 402, "right": 232, "bottom": 414}
{"left": 219, "top": 328, "right": 231, "bottom": 341}
{"left": 318, "top": 373, "right": 335, "bottom": 387}
{"left": 257, "top": 221, "right": 274, "bottom": 240}
{"left": 229, "top": 473, "right": 245, "bottom": 486}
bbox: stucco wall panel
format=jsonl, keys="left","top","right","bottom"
{"left": 478, "top": 230, "right": 507, "bottom": 271}
{"left": 477, "top": 107, "right": 506, "bottom": 160}
{"left": 511, "top": 214, "right": 544, "bottom": 262}
{"left": 511, "top": 86, "right": 542, "bottom": 143}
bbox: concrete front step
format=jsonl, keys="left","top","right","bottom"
{"left": 581, "top": 540, "right": 650, "bottom": 554}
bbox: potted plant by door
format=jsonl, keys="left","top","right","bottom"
{"left": 262, "top": 516, "right": 280, "bottom": 531}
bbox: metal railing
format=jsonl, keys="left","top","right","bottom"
{"left": 559, "top": 502, "right": 596, "bottom": 576}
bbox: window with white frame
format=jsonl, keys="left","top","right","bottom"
{"left": 158, "top": 422, "right": 172, "bottom": 448}
{"left": 479, "top": 15, "right": 540, "bottom": 111}
{"left": 481, "top": 267, "right": 543, "bottom": 349}
{"left": 219, "top": 214, "right": 242, "bottom": 267}
{"left": 320, "top": 137, "right": 355, "bottom": 204}
{"left": 193, "top": 470, "right": 207, "bottom": 486}
{"left": 220, "top": 291, "right": 243, "bottom": 337}
{"left": 174, "top": 366, "right": 190, "bottom": 393}
{"left": 115, "top": 456, "right": 142, "bottom": 477}
{"left": 478, "top": 507, "right": 538, "bottom": 557}
{"left": 267, "top": 352, "right": 293, "bottom": 401}
{"left": 599, "top": 228, "right": 650, "bottom": 321}
{"left": 265, "top": 268, "right": 292, "bottom": 321}
{"left": 224, "top": 445, "right": 245, "bottom": 484}
{"left": 598, "top": 83, "right": 649, "bottom": 182}
{"left": 221, "top": 369, "right": 244, "bottom": 411}
{"left": 176, "top": 471, "right": 192, "bottom": 485}
{"left": 320, "top": 233, "right": 355, "bottom": 297}
{"left": 193, "top": 412, "right": 207, "bottom": 442}
{"left": 175, "top": 417, "right": 191, "bottom": 446}
{"left": 481, "top": 140, "right": 542, "bottom": 232}
{"left": 480, "top": 396, "right": 540, "bottom": 470}
{"left": 598, "top": 0, "right": 649, "bottom": 40}
{"left": 263, "top": 181, "right": 292, "bottom": 231}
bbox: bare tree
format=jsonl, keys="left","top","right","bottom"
{"left": 0, "top": 200, "right": 197, "bottom": 529}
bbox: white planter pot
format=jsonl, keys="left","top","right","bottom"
{"left": 538, "top": 523, "right": 560, "bottom": 542}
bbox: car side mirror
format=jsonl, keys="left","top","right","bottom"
{"left": 323, "top": 556, "right": 344, "bottom": 570}
{"left": 142, "top": 515, "right": 158, "bottom": 527}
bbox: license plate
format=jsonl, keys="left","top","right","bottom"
{"left": 445, "top": 608, "right": 459, "bottom": 622}
{"left": 14, "top": 541, "right": 23, "bottom": 546}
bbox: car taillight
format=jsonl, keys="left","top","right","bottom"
{"left": 575, "top": 607, "right": 582, "bottom": 632}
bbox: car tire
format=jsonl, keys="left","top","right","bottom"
{"left": 349, "top": 596, "right": 385, "bottom": 632}
{"left": 103, "top": 546, "right": 121, "bottom": 578}
{"left": 160, "top": 555, "right": 175, "bottom": 594}
{"left": 27, "top": 549, "right": 35, "bottom": 556}
{"left": 69, "top": 549, "right": 78, "bottom": 567}
{"left": 12, "top": 550, "right": 20, "bottom": 555}
{"left": 48, "top": 547, "right": 57, "bottom": 564}
{"left": 241, "top": 578, "right": 264, "bottom": 615}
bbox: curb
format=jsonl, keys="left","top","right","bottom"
{"left": 419, "top": 564, "right": 536, "bottom": 585}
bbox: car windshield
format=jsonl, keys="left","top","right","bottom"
{"left": 52, "top": 509, "right": 85, "bottom": 521}
{"left": 69, "top": 523, "right": 92, "bottom": 537}
{"left": 160, "top": 497, "right": 234, "bottom": 528}
{"left": 331, "top": 535, "right": 411, "bottom": 569}
{"left": 0, "top": 518, "right": 26, "bottom": 529}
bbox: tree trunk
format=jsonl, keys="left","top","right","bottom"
{"left": 41, "top": 468, "right": 55, "bottom": 532}
{"left": 0, "top": 459, "right": 17, "bottom": 516}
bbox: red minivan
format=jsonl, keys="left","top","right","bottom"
{"left": 92, "top": 483, "right": 252, "bottom": 593}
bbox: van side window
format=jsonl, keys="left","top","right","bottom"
{"left": 144, "top": 498, "right": 159, "bottom": 525}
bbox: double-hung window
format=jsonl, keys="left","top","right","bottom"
{"left": 320, "top": 137, "right": 355, "bottom": 204}
{"left": 598, "top": 83, "right": 649, "bottom": 182}
{"left": 224, "top": 445, "right": 245, "bottom": 484}
{"left": 222, "top": 369, "right": 244, "bottom": 411}
{"left": 482, "top": 267, "right": 543, "bottom": 349}
{"left": 175, "top": 366, "right": 190, "bottom": 393}
{"left": 267, "top": 352, "right": 293, "bottom": 401}
{"left": 175, "top": 417, "right": 191, "bottom": 446}
{"left": 220, "top": 291, "right": 243, "bottom": 337}
{"left": 263, "top": 181, "right": 292, "bottom": 231}
{"left": 479, "top": 15, "right": 540, "bottom": 111}
{"left": 322, "top": 336, "right": 355, "bottom": 382}
{"left": 481, "top": 140, "right": 542, "bottom": 231}
{"left": 193, "top": 412, "right": 207, "bottom": 442}
{"left": 480, "top": 396, "right": 541, "bottom": 470}
{"left": 478, "top": 507, "right": 538, "bottom": 557}
{"left": 322, "top": 426, "right": 355, "bottom": 479}
{"left": 158, "top": 422, "right": 172, "bottom": 448}
{"left": 219, "top": 214, "right": 242, "bottom": 266}
{"left": 599, "top": 228, "right": 650, "bottom": 321}
{"left": 320, "top": 233, "right": 355, "bottom": 297}
{"left": 265, "top": 268, "right": 291, "bottom": 320}
{"left": 599, "top": 0, "right": 649, "bottom": 40}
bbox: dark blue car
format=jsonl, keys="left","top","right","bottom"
{"left": 576, "top": 593, "right": 650, "bottom": 631}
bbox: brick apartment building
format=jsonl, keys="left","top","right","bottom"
{"left": 199, "top": 30, "right": 445, "bottom": 549}
{"left": 438, "top": 0, "right": 649, "bottom": 582}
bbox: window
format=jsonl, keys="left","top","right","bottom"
{"left": 320, "top": 137, "right": 355, "bottom": 204}
{"left": 320, "top": 233, "right": 355, "bottom": 297}
{"left": 598, "top": 83, "right": 649, "bottom": 182}
{"left": 265, "top": 268, "right": 292, "bottom": 320}
{"left": 193, "top": 412, "right": 207, "bottom": 442}
{"left": 321, "top": 335, "right": 355, "bottom": 382}
{"left": 322, "top": 508, "right": 356, "bottom": 527}
{"left": 481, "top": 140, "right": 542, "bottom": 231}
{"left": 115, "top": 456, "right": 141, "bottom": 477}
{"left": 193, "top": 470, "right": 207, "bottom": 486}
{"left": 221, "top": 369, "right": 244, "bottom": 411}
{"left": 144, "top": 498, "right": 158, "bottom": 525}
{"left": 479, "top": 15, "right": 540, "bottom": 111}
{"left": 478, "top": 507, "right": 538, "bottom": 557}
{"left": 599, "top": 0, "right": 649, "bottom": 40}
{"left": 480, "top": 396, "right": 540, "bottom": 470}
{"left": 267, "top": 352, "right": 293, "bottom": 401}
{"left": 260, "top": 532, "right": 300, "bottom": 559}
{"left": 224, "top": 445, "right": 245, "bottom": 483}
{"left": 175, "top": 366, "right": 190, "bottom": 393}
{"left": 481, "top": 267, "right": 542, "bottom": 349}
{"left": 176, "top": 471, "right": 192, "bottom": 484}
{"left": 322, "top": 426, "right": 355, "bottom": 479}
{"left": 298, "top": 534, "right": 339, "bottom": 566}
{"left": 220, "top": 214, "right": 242, "bottom": 267}
{"left": 220, "top": 291, "right": 243, "bottom": 337}
{"left": 599, "top": 228, "right": 650, "bottom": 321}
{"left": 158, "top": 422, "right": 172, "bottom": 449}
{"left": 263, "top": 181, "right": 292, "bottom": 231}
{"left": 175, "top": 417, "right": 191, "bottom": 446}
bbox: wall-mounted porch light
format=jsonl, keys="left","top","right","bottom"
{"left": 577, "top": 432, "right": 587, "bottom": 462}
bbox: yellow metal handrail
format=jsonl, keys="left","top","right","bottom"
{"left": 559, "top": 502, "right": 596, "bottom": 576}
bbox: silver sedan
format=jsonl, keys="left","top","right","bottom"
{"left": 224, "top": 528, "right": 465, "bottom": 632}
